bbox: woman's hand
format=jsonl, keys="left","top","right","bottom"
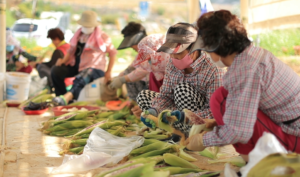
{"left": 15, "top": 61, "right": 25, "bottom": 70}
{"left": 104, "top": 71, "right": 112, "bottom": 84}
{"left": 56, "top": 58, "right": 63, "bottom": 66}
{"left": 131, "top": 106, "right": 142, "bottom": 118}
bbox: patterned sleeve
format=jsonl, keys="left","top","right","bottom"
{"left": 203, "top": 68, "right": 261, "bottom": 146}
{"left": 127, "top": 67, "right": 149, "bottom": 82}
{"left": 101, "top": 32, "right": 117, "bottom": 57}
{"left": 21, "top": 51, "right": 37, "bottom": 62}
{"left": 151, "top": 59, "right": 177, "bottom": 112}
{"left": 193, "top": 68, "right": 225, "bottom": 121}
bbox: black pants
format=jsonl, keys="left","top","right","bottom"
{"left": 51, "top": 65, "right": 104, "bottom": 99}
{"left": 37, "top": 63, "right": 53, "bottom": 87}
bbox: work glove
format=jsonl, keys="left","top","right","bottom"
{"left": 109, "top": 76, "right": 126, "bottom": 89}
{"left": 185, "top": 131, "right": 207, "bottom": 151}
{"left": 162, "top": 110, "right": 192, "bottom": 136}
{"left": 140, "top": 108, "right": 158, "bottom": 129}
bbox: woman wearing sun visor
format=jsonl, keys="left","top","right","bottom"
{"left": 109, "top": 22, "right": 170, "bottom": 95}
{"left": 185, "top": 10, "right": 300, "bottom": 161}
{"left": 137, "top": 23, "right": 225, "bottom": 134}
{"left": 109, "top": 22, "right": 149, "bottom": 102}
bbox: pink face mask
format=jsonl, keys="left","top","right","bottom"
{"left": 172, "top": 53, "right": 193, "bottom": 70}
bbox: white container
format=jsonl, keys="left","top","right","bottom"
{"left": 0, "top": 73, "right": 4, "bottom": 102}
{"left": 6, "top": 72, "right": 31, "bottom": 102}
{"left": 77, "top": 78, "right": 101, "bottom": 102}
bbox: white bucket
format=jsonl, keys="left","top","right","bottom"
{"left": 6, "top": 72, "right": 31, "bottom": 102}
{"left": 0, "top": 73, "right": 4, "bottom": 102}
{"left": 77, "top": 78, "right": 101, "bottom": 102}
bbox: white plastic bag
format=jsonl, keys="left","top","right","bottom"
{"left": 52, "top": 127, "right": 144, "bottom": 174}
{"left": 240, "top": 132, "right": 287, "bottom": 177}
{"left": 224, "top": 163, "right": 238, "bottom": 177}
{"left": 29, "top": 76, "right": 47, "bottom": 97}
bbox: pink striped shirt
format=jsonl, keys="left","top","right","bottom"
{"left": 151, "top": 52, "right": 225, "bottom": 124}
{"left": 203, "top": 45, "right": 300, "bottom": 147}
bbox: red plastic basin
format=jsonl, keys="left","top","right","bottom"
{"left": 22, "top": 107, "right": 49, "bottom": 115}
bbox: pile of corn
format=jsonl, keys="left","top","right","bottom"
{"left": 95, "top": 139, "right": 220, "bottom": 177}
{"left": 40, "top": 106, "right": 143, "bottom": 155}
{"left": 18, "top": 89, "right": 54, "bottom": 108}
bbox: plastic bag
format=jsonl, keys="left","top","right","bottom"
{"left": 224, "top": 163, "right": 238, "bottom": 177}
{"left": 29, "top": 76, "right": 47, "bottom": 97}
{"left": 52, "top": 127, "right": 144, "bottom": 174}
{"left": 240, "top": 132, "right": 287, "bottom": 177}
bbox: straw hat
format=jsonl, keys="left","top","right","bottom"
{"left": 77, "top": 10, "right": 100, "bottom": 28}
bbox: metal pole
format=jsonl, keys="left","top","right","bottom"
{"left": 0, "top": 0, "right": 6, "bottom": 73}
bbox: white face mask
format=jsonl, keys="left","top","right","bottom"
{"left": 208, "top": 54, "right": 227, "bottom": 68}
{"left": 81, "top": 27, "right": 95, "bottom": 34}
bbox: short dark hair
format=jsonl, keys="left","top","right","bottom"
{"left": 197, "top": 10, "right": 251, "bottom": 57}
{"left": 121, "top": 22, "right": 147, "bottom": 37}
{"left": 47, "top": 28, "right": 65, "bottom": 41}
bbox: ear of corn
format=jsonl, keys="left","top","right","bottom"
{"left": 199, "top": 148, "right": 216, "bottom": 159}
{"left": 98, "top": 121, "right": 127, "bottom": 130}
{"left": 248, "top": 153, "right": 300, "bottom": 177}
{"left": 159, "top": 167, "right": 204, "bottom": 175}
{"left": 45, "top": 120, "right": 94, "bottom": 132}
{"left": 142, "top": 139, "right": 161, "bottom": 146}
{"left": 148, "top": 128, "right": 164, "bottom": 135}
{"left": 71, "top": 139, "right": 87, "bottom": 146}
{"left": 109, "top": 126, "right": 123, "bottom": 130}
{"left": 130, "top": 141, "right": 169, "bottom": 156}
{"left": 49, "top": 128, "right": 82, "bottom": 136}
{"left": 97, "top": 111, "right": 114, "bottom": 118}
{"left": 19, "top": 89, "right": 49, "bottom": 108}
{"left": 143, "top": 171, "right": 170, "bottom": 177}
{"left": 97, "top": 157, "right": 163, "bottom": 177}
{"left": 109, "top": 161, "right": 156, "bottom": 177}
{"left": 31, "top": 94, "right": 53, "bottom": 103}
{"left": 143, "top": 131, "right": 171, "bottom": 140}
{"left": 71, "top": 120, "right": 107, "bottom": 137}
{"left": 179, "top": 147, "right": 198, "bottom": 162}
{"left": 157, "top": 110, "right": 173, "bottom": 132}
{"left": 130, "top": 145, "right": 175, "bottom": 160}
{"left": 73, "top": 110, "right": 98, "bottom": 120}
{"left": 163, "top": 153, "right": 199, "bottom": 169}
{"left": 107, "top": 112, "right": 129, "bottom": 121}
{"left": 109, "top": 127, "right": 124, "bottom": 136}
{"left": 117, "top": 132, "right": 125, "bottom": 137}
{"left": 208, "top": 156, "right": 246, "bottom": 167}
{"left": 69, "top": 146, "right": 84, "bottom": 154}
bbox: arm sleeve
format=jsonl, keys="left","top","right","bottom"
{"left": 44, "top": 49, "right": 64, "bottom": 67}
{"left": 101, "top": 33, "right": 117, "bottom": 57}
{"left": 21, "top": 51, "right": 37, "bottom": 61}
{"left": 151, "top": 60, "right": 177, "bottom": 112}
{"left": 203, "top": 69, "right": 261, "bottom": 146}
{"left": 127, "top": 67, "right": 149, "bottom": 82}
{"left": 193, "top": 68, "right": 225, "bottom": 120}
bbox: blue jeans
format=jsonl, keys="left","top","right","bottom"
{"left": 51, "top": 65, "right": 104, "bottom": 99}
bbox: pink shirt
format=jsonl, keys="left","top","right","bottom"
{"left": 203, "top": 45, "right": 300, "bottom": 147}
{"left": 67, "top": 27, "right": 117, "bottom": 72}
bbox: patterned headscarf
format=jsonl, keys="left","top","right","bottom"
{"left": 132, "top": 34, "right": 170, "bottom": 81}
